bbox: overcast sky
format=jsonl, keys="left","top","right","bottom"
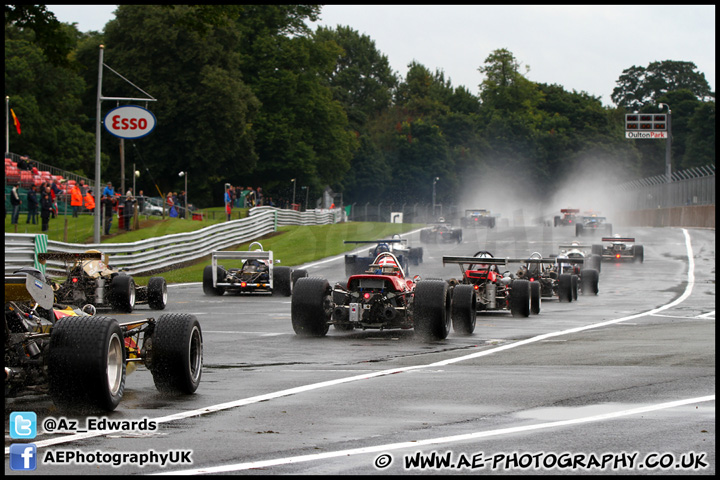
{"left": 46, "top": 5, "right": 715, "bottom": 107}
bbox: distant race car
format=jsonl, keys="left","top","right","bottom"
{"left": 292, "top": 251, "right": 453, "bottom": 341}
{"left": 555, "top": 242, "right": 601, "bottom": 296}
{"left": 40, "top": 251, "right": 168, "bottom": 313}
{"left": 442, "top": 251, "right": 541, "bottom": 329}
{"left": 594, "top": 235, "right": 644, "bottom": 263}
{"left": 203, "top": 242, "right": 307, "bottom": 296}
{"left": 5, "top": 266, "right": 203, "bottom": 411}
{"left": 576, "top": 214, "right": 612, "bottom": 237}
{"left": 461, "top": 209, "right": 496, "bottom": 228}
{"left": 344, "top": 236, "right": 422, "bottom": 278}
{"left": 553, "top": 208, "right": 580, "bottom": 227}
{"left": 420, "top": 219, "right": 463, "bottom": 243}
{"left": 513, "top": 252, "right": 597, "bottom": 303}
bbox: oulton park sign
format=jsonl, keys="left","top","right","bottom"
{"left": 103, "top": 105, "right": 157, "bottom": 140}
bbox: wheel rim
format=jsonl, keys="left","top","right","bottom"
{"left": 161, "top": 284, "right": 168, "bottom": 305}
{"left": 106, "top": 333, "right": 124, "bottom": 396}
{"left": 187, "top": 326, "right": 203, "bottom": 384}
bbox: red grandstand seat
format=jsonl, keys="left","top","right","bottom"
{"left": 20, "top": 170, "right": 34, "bottom": 187}
{"left": 5, "top": 166, "right": 20, "bottom": 183}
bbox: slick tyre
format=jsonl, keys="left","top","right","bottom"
{"left": 530, "top": 281, "right": 541, "bottom": 315}
{"left": 581, "top": 269, "right": 600, "bottom": 296}
{"left": 273, "top": 266, "right": 293, "bottom": 296}
{"left": 291, "top": 278, "right": 332, "bottom": 337}
{"left": 558, "top": 274, "right": 573, "bottom": 303}
{"left": 48, "top": 316, "right": 126, "bottom": 412}
{"left": 149, "top": 314, "right": 203, "bottom": 394}
{"left": 510, "top": 279, "right": 531, "bottom": 318}
{"left": 291, "top": 269, "right": 309, "bottom": 286}
{"left": 414, "top": 280, "right": 451, "bottom": 341}
{"left": 202, "top": 265, "right": 225, "bottom": 296}
{"left": 451, "top": 284, "right": 477, "bottom": 335}
{"left": 633, "top": 245, "right": 644, "bottom": 263}
{"left": 110, "top": 274, "right": 136, "bottom": 313}
{"left": 147, "top": 277, "right": 168, "bottom": 310}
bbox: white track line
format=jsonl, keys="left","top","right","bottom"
{"left": 6, "top": 230, "right": 701, "bottom": 456}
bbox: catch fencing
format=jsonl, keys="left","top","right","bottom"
{"left": 614, "top": 165, "right": 715, "bottom": 210}
{"left": 4, "top": 207, "right": 343, "bottom": 277}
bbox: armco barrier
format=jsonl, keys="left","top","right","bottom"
{"left": 5, "top": 207, "right": 342, "bottom": 277}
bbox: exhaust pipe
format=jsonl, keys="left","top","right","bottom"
{"left": 383, "top": 306, "right": 397, "bottom": 320}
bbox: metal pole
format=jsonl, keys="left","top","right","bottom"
{"left": 184, "top": 172, "right": 188, "bottom": 218}
{"left": 5, "top": 96, "right": 9, "bottom": 154}
{"left": 659, "top": 103, "right": 672, "bottom": 184}
{"left": 291, "top": 179, "right": 296, "bottom": 207}
{"left": 94, "top": 45, "right": 104, "bottom": 243}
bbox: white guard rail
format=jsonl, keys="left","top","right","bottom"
{"left": 5, "top": 207, "right": 342, "bottom": 277}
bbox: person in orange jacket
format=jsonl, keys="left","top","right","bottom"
{"left": 84, "top": 189, "right": 96, "bottom": 213}
{"left": 70, "top": 182, "right": 83, "bottom": 217}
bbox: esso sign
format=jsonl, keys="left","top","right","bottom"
{"left": 103, "top": 105, "right": 156, "bottom": 139}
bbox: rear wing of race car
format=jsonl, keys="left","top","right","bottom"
{"left": 601, "top": 237, "right": 635, "bottom": 243}
{"left": 560, "top": 209, "right": 580, "bottom": 214}
{"left": 5, "top": 273, "right": 55, "bottom": 310}
{"left": 558, "top": 244, "right": 592, "bottom": 251}
{"left": 210, "top": 250, "right": 274, "bottom": 288}
{"left": 37, "top": 252, "right": 103, "bottom": 263}
{"left": 554, "top": 257, "right": 585, "bottom": 265}
{"left": 343, "top": 239, "right": 404, "bottom": 245}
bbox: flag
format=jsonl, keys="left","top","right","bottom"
{"left": 10, "top": 108, "right": 21, "bottom": 135}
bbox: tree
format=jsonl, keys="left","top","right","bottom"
{"left": 683, "top": 101, "right": 715, "bottom": 168}
{"left": 611, "top": 60, "right": 714, "bottom": 110}
{"left": 5, "top": 4, "right": 75, "bottom": 66}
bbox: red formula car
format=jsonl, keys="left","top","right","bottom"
{"left": 291, "top": 252, "right": 452, "bottom": 341}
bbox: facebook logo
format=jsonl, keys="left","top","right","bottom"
{"left": 10, "top": 411, "right": 37, "bottom": 439}
{"left": 9, "top": 444, "right": 37, "bottom": 471}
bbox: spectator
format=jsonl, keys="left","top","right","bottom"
{"left": 236, "top": 186, "right": 246, "bottom": 208}
{"left": 84, "top": 189, "right": 96, "bottom": 213}
{"left": 17, "top": 156, "right": 30, "bottom": 170}
{"left": 26, "top": 185, "right": 38, "bottom": 224}
{"left": 246, "top": 187, "right": 256, "bottom": 208}
{"left": 224, "top": 184, "right": 233, "bottom": 221}
{"left": 102, "top": 181, "right": 115, "bottom": 198}
{"left": 40, "top": 187, "right": 53, "bottom": 232}
{"left": 49, "top": 184, "right": 58, "bottom": 218}
{"left": 10, "top": 183, "right": 22, "bottom": 225}
{"left": 70, "top": 182, "right": 83, "bottom": 217}
{"left": 178, "top": 190, "right": 186, "bottom": 218}
{"left": 102, "top": 194, "right": 115, "bottom": 235}
{"left": 166, "top": 192, "right": 177, "bottom": 217}
{"left": 256, "top": 187, "right": 264, "bottom": 206}
{"left": 137, "top": 190, "right": 145, "bottom": 213}
{"left": 78, "top": 179, "right": 87, "bottom": 196}
{"left": 123, "top": 191, "right": 135, "bottom": 231}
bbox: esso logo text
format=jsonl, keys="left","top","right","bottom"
{"left": 103, "top": 105, "right": 157, "bottom": 139}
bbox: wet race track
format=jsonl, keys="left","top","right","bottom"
{"left": 5, "top": 224, "right": 715, "bottom": 475}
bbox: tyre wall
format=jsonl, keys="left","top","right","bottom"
{"left": 615, "top": 205, "right": 715, "bottom": 229}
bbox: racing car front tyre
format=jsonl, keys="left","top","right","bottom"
{"left": 274, "top": 266, "right": 293, "bottom": 296}
{"left": 510, "top": 279, "right": 531, "bottom": 318}
{"left": 450, "top": 284, "right": 476, "bottom": 335}
{"left": 413, "top": 280, "right": 451, "bottom": 340}
{"left": 203, "top": 266, "right": 225, "bottom": 296}
{"left": 48, "top": 316, "right": 126, "bottom": 411}
{"left": 632, "top": 245, "right": 644, "bottom": 263}
{"left": 581, "top": 269, "right": 599, "bottom": 295}
{"left": 575, "top": 224, "right": 584, "bottom": 237}
{"left": 291, "top": 269, "right": 309, "bottom": 286}
{"left": 149, "top": 314, "right": 203, "bottom": 394}
{"left": 110, "top": 274, "right": 136, "bottom": 313}
{"left": 147, "top": 277, "right": 168, "bottom": 310}
{"left": 291, "top": 278, "right": 332, "bottom": 337}
{"left": 558, "top": 274, "right": 573, "bottom": 303}
{"left": 530, "top": 281, "right": 541, "bottom": 314}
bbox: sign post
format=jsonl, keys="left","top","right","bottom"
{"left": 624, "top": 110, "right": 672, "bottom": 183}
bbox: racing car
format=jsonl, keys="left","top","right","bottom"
{"left": 291, "top": 251, "right": 452, "bottom": 341}
{"left": 555, "top": 243, "right": 601, "bottom": 296}
{"left": 420, "top": 219, "right": 463, "bottom": 243}
{"left": 343, "top": 236, "right": 422, "bottom": 278}
{"left": 442, "top": 251, "right": 541, "bottom": 329}
{"left": 40, "top": 251, "right": 168, "bottom": 313}
{"left": 575, "top": 213, "right": 612, "bottom": 237}
{"left": 5, "top": 267, "right": 203, "bottom": 412}
{"left": 553, "top": 208, "right": 580, "bottom": 227}
{"left": 203, "top": 242, "right": 307, "bottom": 296}
{"left": 461, "top": 209, "right": 496, "bottom": 228}
{"left": 513, "top": 252, "right": 598, "bottom": 302}
{"left": 593, "top": 235, "right": 644, "bottom": 263}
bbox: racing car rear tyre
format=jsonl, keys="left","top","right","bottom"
{"left": 409, "top": 247, "right": 423, "bottom": 265}
{"left": 591, "top": 245, "right": 602, "bottom": 256}
{"left": 291, "top": 269, "right": 309, "bottom": 286}
{"left": 581, "top": 269, "right": 599, "bottom": 295}
{"left": 576, "top": 224, "right": 584, "bottom": 237}
{"left": 48, "top": 316, "right": 126, "bottom": 411}
{"left": 291, "top": 278, "right": 332, "bottom": 336}
{"left": 203, "top": 266, "right": 225, "bottom": 296}
{"left": 149, "top": 313, "right": 203, "bottom": 394}
{"left": 586, "top": 254, "right": 601, "bottom": 273}
{"left": 413, "top": 280, "right": 451, "bottom": 340}
{"left": 571, "top": 275, "right": 579, "bottom": 301}
{"left": 274, "top": 266, "right": 293, "bottom": 296}
{"left": 530, "top": 281, "right": 541, "bottom": 315}
{"left": 147, "top": 277, "right": 168, "bottom": 310}
{"left": 558, "top": 274, "right": 573, "bottom": 303}
{"left": 110, "top": 274, "right": 136, "bottom": 313}
{"left": 633, "top": 245, "right": 644, "bottom": 263}
{"left": 510, "top": 279, "right": 531, "bottom": 318}
{"left": 451, "top": 284, "right": 476, "bottom": 335}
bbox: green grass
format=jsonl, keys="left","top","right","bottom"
{"left": 6, "top": 209, "right": 423, "bottom": 285}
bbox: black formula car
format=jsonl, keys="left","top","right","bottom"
{"left": 39, "top": 251, "right": 167, "bottom": 314}
{"left": 461, "top": 209, "right": 496, "bottom": 228}
{"left": 593, "top": 236, "right": 644, "bottom": 263}
{"left": 513, "top": 252, "right": 598, "bottom": 302}
{"left": 203, "top": 242, "right": 307, "bottom": 296}
{"left": 292, "top": 252, "right": 452, "bottom": 341}
{"left": 5, "top": 267, "right": 202, "bottom": 412}
{"left": 420, "top": 221, "right": 463, "bottom": 243}
{"left": 576, "top": 214, "right": 612, "bottom": 236}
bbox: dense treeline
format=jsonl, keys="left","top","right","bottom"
{"left": 5, "top": 5, "right": 715, "bottom": 208}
